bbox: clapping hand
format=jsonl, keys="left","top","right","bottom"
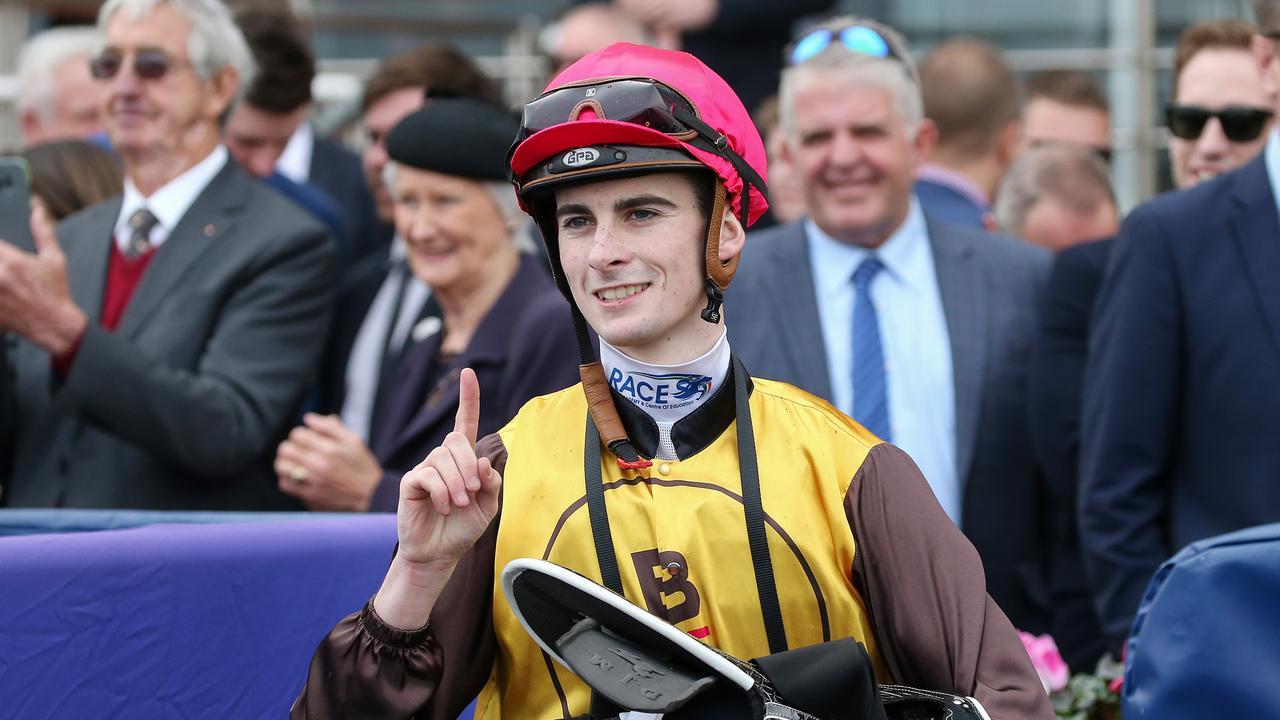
{"left": 0, "top": 204, "right": 86, "bottom": 351}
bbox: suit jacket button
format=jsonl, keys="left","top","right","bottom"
{"left": 57, "top": 458, "right": 69, "bottom": 475}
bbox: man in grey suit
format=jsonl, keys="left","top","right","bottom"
{"left": 0, "top": 0, "right": 333, "bottom": 510}
{"left": 729, "top": 17, "right": 1051, "bottom": 632}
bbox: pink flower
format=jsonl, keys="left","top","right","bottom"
{"left": 1019, "top": 631, "right": 1070, "bottom": 693}
{"left": 1108, "top": 642, "right": 1126, "bottom": 694}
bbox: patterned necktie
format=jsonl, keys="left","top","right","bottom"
{"left": 126, "top": 208, "right": 159, "bottom": 258}
{"left": 851, "top": 256, "right": 891, "bottom": 440}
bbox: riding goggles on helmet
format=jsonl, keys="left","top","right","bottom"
{"left": 788, "top": 24, "right": 904, "bottom": 65}
{"left": 512, "top": 76, "right": 766, "bottom": 229}
{"left": 518, "top": 77, "right": 700, "bottom": 141}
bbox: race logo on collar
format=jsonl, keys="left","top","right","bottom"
{"left": 609, "top": 368, "right": 713, "bottom": 410}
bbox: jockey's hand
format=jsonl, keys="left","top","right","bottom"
{"left": 396, "top": 367, "right": 502, "bottom": 565}
{"left": 372, "top": 368, "right": 502, "bottom": 630}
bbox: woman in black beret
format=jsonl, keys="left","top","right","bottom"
{"left": 273, "top": 97, "right": 581, "bottom": 512}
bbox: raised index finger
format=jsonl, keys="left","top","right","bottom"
{"left": 453, "top": 367, "right": 481, "bottom": 446}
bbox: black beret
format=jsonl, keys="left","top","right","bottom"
{"left": 384, "top": 97, "right": 519, "bottom": 181}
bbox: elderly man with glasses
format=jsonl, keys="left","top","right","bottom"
{"left": 1078, "top": 1, "right": 1280, "bottom": 655}
{"left": 0, "top": 0, "right": 333, "bottom": 510}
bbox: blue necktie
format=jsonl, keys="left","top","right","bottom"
{"left": 852, "top": 257, "right": 891, "bottom": 440}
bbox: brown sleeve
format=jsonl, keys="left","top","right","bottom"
{"left": 291, "top": 434, "right": 509, "bottom": 719}
{"left": 846, "top": 443, "right": 1053, "bottom": 720}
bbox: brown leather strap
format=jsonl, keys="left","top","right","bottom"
{"left": 579, "top": 362, "right": 627, "bottom": 447}
{"left": 704, "top": 182, "right": 739, "bottom": 290}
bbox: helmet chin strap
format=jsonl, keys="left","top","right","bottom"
{"left": 701, "top": 181, "right": 732, "bottom": 324}
{"left": 701, "top": 281, "right": 725, "bottom": 324}
{"left": 530, "top": 202, "right": 652, "bottom": 469}
{"left": 526, "top": 176, "right": 738, "bottom": 467}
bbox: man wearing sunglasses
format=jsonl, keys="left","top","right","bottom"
{"left": 729, "top": 17, "right": 1052, "bottom": 638}
{"left": 1166, "top": 18, "right": 1275, "bottom": 188}
{"left": 1027, "top": 18, "right": 1275, "bottom": 670}
{"left": 1020, "top": 70, "right": 1113, "bottom": 164}
{"left": 1079, "top": 2, "right": 1280, "bottom": 656}
{"left": 0, "top": 0, "right": 333, "bottom": 510}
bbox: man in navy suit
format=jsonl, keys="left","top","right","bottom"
{"left": 1032, "top": 18, "right": 1271, "bottom": 668}
{"left": 729, "top": 16, "right": 1051, "bottom": 633}
{"left": 1079, "top": 4, "right": 1280, "bottom": 651}
{"left": 914, "top": 38, "right": 1021, "bottom": 230}
{"left": 226, "top": 7, "right": 380, "bottom": 266}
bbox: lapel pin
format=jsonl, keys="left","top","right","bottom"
{"left": 203, "top": 224, "right": 215, "bottom": 237}
{"left": 412, "top": 316, "right": 443, "bottom": 343}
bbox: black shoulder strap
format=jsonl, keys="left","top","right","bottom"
{"left": 584, "top": 417, "right": 624, "bottom": 595}
{"left": 733, "top": 356, "right": 788, "bottom": 655}
{"left": 583, "top": 358, "right": 788, "bottom": 654}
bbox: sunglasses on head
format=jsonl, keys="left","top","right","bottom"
{"left": 789, "top": 25, "right": 903, "bottom": 66}
{"left": 89, "top": 47, "right": 189, "bottom": 81}
{"left": 1166, "top": 104, "right": 1274, "bottom": 143}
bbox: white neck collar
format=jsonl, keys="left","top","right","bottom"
{"left": 600, "top": 331, "right": 731, "bottom": 459}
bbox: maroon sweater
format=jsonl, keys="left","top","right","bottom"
{"left": 54, "top": 242, "right": 156, "bottom": 376}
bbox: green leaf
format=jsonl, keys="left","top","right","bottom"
{"left": 1051, "top": 691, "right": 1076, "bottom": 713}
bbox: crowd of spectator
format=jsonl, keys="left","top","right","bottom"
{"left": 2, "top": 0, "right": 1280, "bottom": 684}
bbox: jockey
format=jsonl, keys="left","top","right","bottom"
{"left": 294, "top": 41, "right": 1051, "bottom": 720}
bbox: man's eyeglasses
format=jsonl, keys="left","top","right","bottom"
{"left": 89, "top": 48, "right": 190, "bottom": 81}
{"left": 788, "top": 25, "right": 903, "bottom": 66}
{"left": 1166, "top": 105, "right": 1274, "bottom": 143}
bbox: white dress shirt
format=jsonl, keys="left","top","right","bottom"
{"left": 113, "top": 145, "right": 229, "bottom": 253}
{"left": 805, "top": 198, "right": 961, "bottom": 523}
{"left": 276, "top": 122, "right": 315, "bottom": 185}
{"left": 341, "top": 236, "right": 433, "bottom": 442}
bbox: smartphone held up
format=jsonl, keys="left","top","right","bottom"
{"left": 0, "top": 157, "right": 35, "bottom": 254}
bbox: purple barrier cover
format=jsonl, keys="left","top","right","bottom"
{"left": 0, "top": 515, "right": 396, "bottom": 718}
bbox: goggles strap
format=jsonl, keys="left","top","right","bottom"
{"left": 671, "top": 106, "right": 769, "bottom": 231}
